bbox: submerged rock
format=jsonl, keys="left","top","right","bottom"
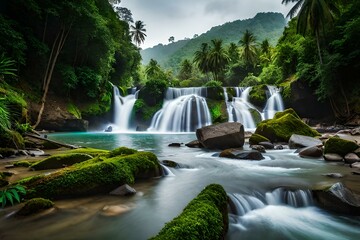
{"left": 101, "top": 205, "right": 132, "bottom": 217}
{"left": 313, "top": 182, "right": 360, "bottom": 215}
{"left": 258, "top": 141, "right": 274, "bottom": 149}
{"left": 322, "top": 173, "right": 344, "bottom": 178}
{"left": 16, "top": 198, "right": 54, "bottom": 216}
{"left": 251, "top": 145, "right": 266, "bottom": 153}
{"left": 220, "top": 149, "right": 264, "bottom": 160}
{"left": 254, "top": 109, "right": 320, "bottom": 143}
{"left": 185, "top": 140, "right": 204, "bottom": 148}
{"left": 196, "top": 122, "right": 244, "bottom": 150}
{"left": 168, "top": 143, "right": 181, "bottom": 147}
{"left": 110, "top": 184, "right": 136, "bottom": 196}
{"left": 323, "top": 153, "right": 343, "bottom": 162}
{"left": 288, "top": 134, "right": 322, "bottom": 149}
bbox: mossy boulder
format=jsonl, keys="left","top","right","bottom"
{"left": 16, "top": 198, "right": 54, "bottom": 216}
{"left": 254, "top": 108, "right": 320, "bottom": 142}
{"left": 18, "top": 147, "right": 161, "bottom": 199}
{"left": 14, "top": 161, "right": 32, "bottom": 168}
{"left": 151, "top": 184, "right": 228, "bottom": 240}
{"left": 107, "top": 147, "right": 137, "bottom": 158}
{"left": 67, "top": 147, "right": 109, "bottom": 157}
{"left": 31, "top": 153, "right": 93, "bottom": 170}
{"left": 206, "top": 87, "right": 224, "bottom": 101}
{"left": 249, "top": 133, "right": 270, "bottom": 145}
{"left": 249, "top": 84, "right": 268, "bottom": 108}
{"left": 324, "top": 137, "right": 359, "bottom": 157}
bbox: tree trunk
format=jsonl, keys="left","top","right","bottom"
{"left": 33, "top": 23, "right": 72, "bottom": 129}
{"left": 315, "top": 30, "right": 323, "bottom": 65}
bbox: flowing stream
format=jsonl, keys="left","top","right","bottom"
{"left": 1, "top": 133, "right": 359, "bottom": 240}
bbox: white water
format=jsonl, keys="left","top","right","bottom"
{"left": 113, "top": 86, "right": 137, "bottom": 132}
{"left": 224, "top": 85, "right": 285, "bottom": 128}
{"left": 262, "top": 85, "right": 285, "bottom": 119}
{"left": 148, "top": 88, "right": 212, "bottom": 132}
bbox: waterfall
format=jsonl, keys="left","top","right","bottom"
{"left": 160, "top": 164, "right": 175, "bottom": 176}
{"left": 228, "top": 188, "right": 313, "bottom": 216}
{"left": 148, "top": 87, "right": 212, "bottom": 132}
{"left": 224, "top": 87, "right": 260, "bottom": 129}
{"left": 262, "top": 85, "right": 284, "bottom": 119}
{"left": 112, "top": 86, "right": 138, "bottom": 132}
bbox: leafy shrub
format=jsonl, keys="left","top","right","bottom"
{"left": 239, "top": 73, "right": 260, "bottom": 87}
{"left": 203, "top": 80, "right": 222, "bottom": 87}
{"left": 67, "top": 103, "right": 82, "bottom": 119}
{"left": 0, "top": 185, "right": 26, "bottom": 208}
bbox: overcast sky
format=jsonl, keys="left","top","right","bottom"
{"left": 121, "top": 0, "right": 294, "bottom": 49}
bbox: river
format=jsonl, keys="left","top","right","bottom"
{"left": 1, "top": 132, "right": 360, "bottom": 239}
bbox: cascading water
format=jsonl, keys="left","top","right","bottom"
{"left": 224, "top": 87, "right": 260, "bottom": 129}
{"left": 262, "top": 85, "right": 284, "bottom": 119}
{"left": 228, "top": 188, "right": 313, "bottom": 216}
{"left": 224, "top": 85, "right": 285, "bottom": 128}
{"left": 148, "top": 87, "right": 212, "bottom": 132}
{"left": 112, "top": 86, "right": 138, "bottom": 132}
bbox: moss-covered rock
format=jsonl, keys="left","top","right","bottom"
{"left": 249, "top": 84, "right": 268, "bottom": 108}
{"left": 151, "top": 184, "right": 228, "bottom": 240}
{"left": 254, "top": 109, "right": 320, "bottom": 142}
{"left": 107, "top": 147, "right": 137, "bottom": 158}
{"left": 18, "top": 148, "right": 161, "bottom": 199}
{"left": 249, "top": 133, "right": 271, "bottom": 145}
{"left": 324, "top": 137, "right": 359, "bottom": 157}
{"left": 16, "top": 198, "right": 54, "bottom": 216}
{"left": 14, "top": 161, "right": 32, "bottom": 168}
{"left": 67, "top": 147, "right": 109, "bottom": 157}
{"left": 31, "top": 153, "right": 93, "bottom": 170}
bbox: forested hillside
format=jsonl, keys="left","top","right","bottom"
{"left": 0, "top": 0, "right": 140, "bottom": 127}
{"left": 141, "top": 12, "right": 286, "bottom": 70}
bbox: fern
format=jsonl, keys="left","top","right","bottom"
{"left": 0, "top": 185, "right": 26, "bottom": 208}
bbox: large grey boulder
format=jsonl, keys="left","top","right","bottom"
{"left": 289, "top": 134, "right": 322, "bottom": 149}
{"left": 196, "top": 122, "right": 244, "bottom": 150}
{"left": 312, "top": 182, "right": 360, "bottom": 215}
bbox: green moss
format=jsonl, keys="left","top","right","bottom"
{"left": 255, "top": 109, "right": 320, "bottom": 142}
{"left": 249, "top": 84, "right": 268, "bottom": 108}
{"left": 324, "top": 137, "right": 359, "bottom": 157}
{"left": 14, "top": 161, "right": 32, "bottom": 168}
{"left": 273, "top": 108, "right": 300, "bottom": 120}
{"left": 207, "top": 100, "right": 227, "bottom": 124}
{"left": 16, "top": 198, "right": 54, "bottom": 216}
{"left": 67, "top": 103, "right": 82, "bottom": 119}
{"left": 18, "top": 150, "right": 161, "bottom": 199}
{"left": 151, "top": 184, "right": 228, "bottom": 240}
{"left": 249, "top": 133, "right": 270, "bottom": 145}
{"left": 31, "top": 153, "right": 93, "bottom": 170}
{"left": 67, "top": 147, "right": 109, "bottom": 157}
{"left": 107, "top": 147, "right": 138, "bottom": 158}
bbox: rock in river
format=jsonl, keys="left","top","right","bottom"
{"left": 196, "top": 122, "right": 244, "bottom": 150}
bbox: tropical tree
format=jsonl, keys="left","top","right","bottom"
{"left": 227, "top": 42, "right": 240, "bottom": 64}
{"left": 130, "top": 20, "right": 147, "bottom": 47}
{"left": 168, "top": 36, "right": 175, "bottom": 43}
{"left": 193, "top": 43, "right": 210, "bottom": 77}
{"left": 145, "top": 59, "right": 161, "bottom": 79}
{"left": 281, "top": 0, "right": 340, "bottom": 64}
{"left": 259, "top": 39, "right": 273, "bottom": 66}
{"left": 178, "top": 59, "right": 193, "bottom": 80}
{"left": 207, "top": 39, "right": 230, "bottom": 82}
{"left": 239, "top": 30, "right": 258, "bottom": 68}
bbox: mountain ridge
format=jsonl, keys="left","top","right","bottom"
{"left": 141, "top": 12, "right": 287, "bottom": 71}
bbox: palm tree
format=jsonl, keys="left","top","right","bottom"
{"left": 130, "top": 20, "right": 147, "bottom": 47}
{"left": 207, "top": 39, "right": 230, "bottom": 81}
{"left": 227, "top": 42, "right": 240, "bottom": 63}
{"left": 145, "top": 59, "right": 161, "bottom": 79}
{"left": 193, "top": 43, "right": 210, "bottom": 76}
{"left": 239, "top": 30, "right": 258, "bottom": 68}
{"left": 282, "top": 0, "right": 339, "bottom": 64}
